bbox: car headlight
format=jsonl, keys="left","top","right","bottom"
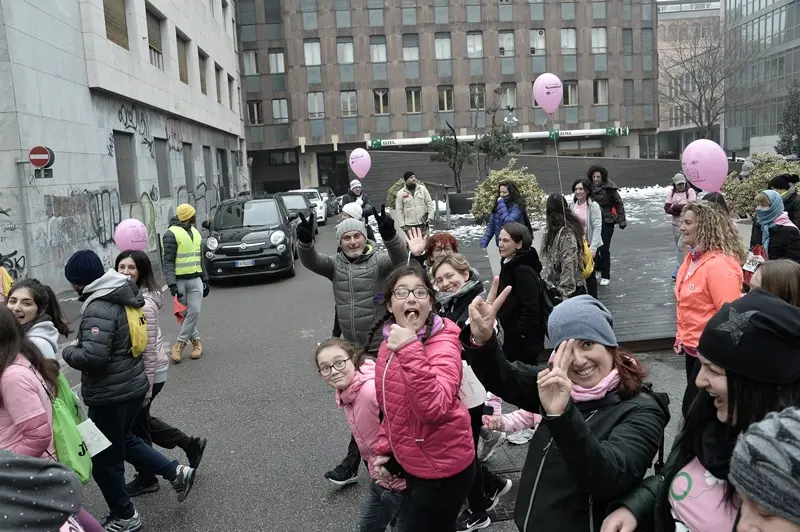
{"left": 206, "top": 237, "right": 219, "bottom": 251}
{"left": 270, "top": 231, "right": 286, "bottom": 245}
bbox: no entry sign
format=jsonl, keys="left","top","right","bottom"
{"left": 29, "top": 146, "right": 55, "bottom": 168}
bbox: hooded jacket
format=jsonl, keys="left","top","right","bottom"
{"left": 141, "top": 288, "right": 168, "bottom": 398}
{"left": 436, "top": 268, "right": 485, "bottom": 329}
{"left": 162, "top": 216, "right": 208, "bottom": 287}
{"left": 337, "top": 359, "right": 407, "bottom": 492}
{"left": 341, "top": 191, "right": 374, "bottom": 219}
{"left": 24, "top": 315, "right": 60, "bottom": 360}
{"left": 374, "top": 317, "right": 475, "bottom": 479}
{"left": 499, "top": 249, "right": 545, "bottom": 362}
{"left": 592, "top": 179, "right": 626, "bottom": 225}
{"left": 395, "top": 185, "right": 435, "bottom": 228}
{"left": 298, "top": 234, "right": 407, "bottom": 352}
{"left": 62, "top": 270, "right": 149, "bottom": 407}
{"left": 462, "top": 330, "right": 670, "bottom": 532}
{"left": 480, "top": 198, "right": 526, "bottom": 248}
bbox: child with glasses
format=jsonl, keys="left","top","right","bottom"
{"left": 365, "top": 263, "right": 475, "bottom": 532}
{"left": 315, "top": 338, "right": 409, "bottom": 531}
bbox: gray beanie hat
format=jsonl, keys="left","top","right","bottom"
{"left": 336, "top": 218, "right": 368, "bottom": 242}
{"left": 547, "top": 295, "right": 618, "bottom": 348}
{"left": 729, "top": 407, "right": 800, "bottom": 526}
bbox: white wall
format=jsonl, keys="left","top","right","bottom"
{"left": 749, "top": 135, "right": 780, "bottom": 155}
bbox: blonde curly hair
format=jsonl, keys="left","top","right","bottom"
{"left": 683, "top": 201, "right": 748, "bottom": 263}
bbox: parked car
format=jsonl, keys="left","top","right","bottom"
{"left": 201, "top": 195, "right": 298, "bottom": 281}
{"left": 315, "top": 186, "right": 339, "bottom": 216}
{"left": 290, "top": 188, "right": 328, "bottom": 225}
{"left": 276, "top": 192, "right": 318, "bottom": 236}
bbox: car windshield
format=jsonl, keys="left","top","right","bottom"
{"left": 320, "top": 192, "right": 329, "bottom": 199}
{"left": 281, "top": 195, "right": 309, "bottom": 210}
{"left": 213, "top": 200, "right": 281, "bottom": 230}
{"left": 302, "top": 191, "right": 320, "bottom": 202}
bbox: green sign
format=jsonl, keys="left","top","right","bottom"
{"left": 370, "top": 139, "right": 382, "bottom": 149}
{"left": 548, "top": 129, "right": 560, "bottom": 140}
{"left": 605, "top": 127, "right": 617, "bottom": 137}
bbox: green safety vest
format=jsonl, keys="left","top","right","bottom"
{"left": 166, "top": 226, "right": 203, "bottom": 276}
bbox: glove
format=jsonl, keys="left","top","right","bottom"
{"left": 297, "top": 213, "right": 314, "bottom": 244}
{"left": 169, "top": 284, "right": 183, "bottom": 299}
{"left": 619, "top": 221, "right": 627, "bottom": 230}
{"left": 374, "top": 204, "right": 396, "bottom": 241}
{"left": 202, "top": 281, "right": 210, "bottom": 298}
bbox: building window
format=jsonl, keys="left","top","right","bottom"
{"left": 402, "top": 7, "right": 416, "bottom": 25}
{"left": 402, "top": 34, "right": 419, "bottom": 61}
{"left": 337, "top": 38, "right": 354, "bottom": 64}
{"left": 435, "top": 33, "right": 451, "bottom": 60}
{"left": 470, "top": 84, "right": 486, "bottom": 110}
{"left": 146, "top": 10, "right": 163, "bottom": 69}
{"left": 113, "top": 132, "right": 136, "bottom": 203}
{"left": 301, "top": 0, "right": 317, "bottom": 30}
{"left": 243, "top": 50, "right": 258, "bottom": 75}
{"left": 561, "top": 28, "right": 577, "bottom": 54}
{"left": 530, "top": 29, "right": 546, "bottom": 55}
{"left": 500, "top": 83, "right": 516, "bottom": 110}
{"left": 499, "top": 31, "right": 515, "bottom": 57}
{"left": 270, "top": 150, "right": 297, "bottom": 165}
{"left": 176, "top": 33, "right": 189, "bottom": 84}
{"left": 593, "top": 79, "right": 608, "bottom": 104}
{"left": 228, "top": 75, "right": 235, "bottom": 110}
{"left": 370, "top": 35, "right": 387, "bottom": 63}
{"left": 341, "top": 91, "right": 357, "bottom": 117}
{"left": 467, "top": 32, "right": 483, "bottom": 58}
{"left": 104, "top": 0, "right": 129, "bottom": 49}
{"left": 215, "top": 64, "right": 222, "bottom": 103}
{"left": 591, "top": 28, "right": 607, "bottom": 53}
{"left": 198, "top": 52, "right": 208, "bottom": 94}
{"left": 373, "top": 89, "right": 390, "bottom": 115}
{"left": 248, "top": 101, "right": 264, "bottom": 125}
{"left": 438, "top": 86, "right": 454, "bottom": 111}
{"left": 406, "top": 87, "right": 422, "bottom": 113}
{"left": 269, "top": 50, "right": 285, "bottom": 73}
{"left": 564, "top": 81, "right": 578, "bottom": 106}
{"left": 642, "top": 28, "right": 654, "bottom": 53}
{"left": 308, "top": 92, "right": 325, "bottom": 118}
{"left": 272, "top": 99, "right": 289, "bottom": 123}
{"left": 304, "top": 40, "right": 321, "bottom": 66}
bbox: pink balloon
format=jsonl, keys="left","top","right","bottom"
{"left": 349, "top": 148, "right": 372, "bottom": 179}
{"left": 533, "top": 73, "right": 564, "bottom": 115}
{"left": 681, "top": 139, "right": 729, "bottom": 192}
{"left": 114, "top": 219, "right": 149, "bottom": 251}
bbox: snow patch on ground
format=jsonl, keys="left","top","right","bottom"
{"left": 619, "top": 185, "right": 671, "bottom": 224}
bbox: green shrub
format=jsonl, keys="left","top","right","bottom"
{"left": 386, "top": 179, "right": 426, "bottom": 207}
{"left": 722, "top": 153, "right": 800, "bottom": 218}
{"left": 471, "top": 159, "right": 546, "bottom": 223}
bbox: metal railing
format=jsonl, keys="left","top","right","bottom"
{"left": 422, "top": 181, "right": 453, "bottom": 229}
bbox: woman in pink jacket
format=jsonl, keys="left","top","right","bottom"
{"left": 315, "top": 337, "right": 409, "bottom": 531}
{"left": 367, "top": 263, "right": 475, "bottom": 532}
{"left": 116, "top": 250, "right": 207, "bottom": 496}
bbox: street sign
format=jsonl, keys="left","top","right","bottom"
{"left": 29, "top": 146, "right": 55, "bottom": 168}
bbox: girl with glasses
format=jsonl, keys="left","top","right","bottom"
{"left": 365, "top": 263, "right": 475, "bottom": 531}
{"left": 315, "top": 338, "right": 409, "bottom": 531}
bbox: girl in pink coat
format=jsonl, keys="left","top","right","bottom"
{"left": 367, "top": 263, "right": 475, "bottom": 532}
{"left": 315, "top": 338, "right": 409, "bottom": 531}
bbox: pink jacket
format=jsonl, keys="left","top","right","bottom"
{"left": 141, "top": 289, "right": 168, "bottom": 400}
{"left": 336, "top": 359, "right": 406, "bottom": 492}
{"left": 484, "top": 409, "right": 542, "bottom": 433}
{"left": 374, "top": 317, "right": 475, "bottom": 479}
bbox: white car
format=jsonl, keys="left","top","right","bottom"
{"left": 291, "top": 188, "right": 327, "bottom": 225}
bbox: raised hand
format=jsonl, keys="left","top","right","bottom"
{"left": 406, "top": 227, "right": 428, "bottom": 257}
{"left": 297, "top": 213, "right": 314, "bottom": 244}
{"left": 537, "top": 339, "right": 575, "bottom": 416}
{"left": 468, "top": 276, "right": 511, "bottom": 345}
{"left": 374, "top": 204, "right": 397, "bottom": 240}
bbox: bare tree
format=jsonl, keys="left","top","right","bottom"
{"left": 659, "top": 19, "right": 772, "bottom": 140}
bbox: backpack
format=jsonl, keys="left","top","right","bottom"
{"left": 0, "top": 267, "right": 13, "bottom": 297}
{"left": 125, "top": 306, "right": 147, "bottom": 357}
{"left": 581, "top": 238, "right": 595, "bottom": 279}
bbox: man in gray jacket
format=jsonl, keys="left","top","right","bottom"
{"left": 62, "top": 250, "right": 196, "bottom": 532}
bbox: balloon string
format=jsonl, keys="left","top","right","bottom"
{"left": 544, "top": 113, "right": 567, "bottom": 229}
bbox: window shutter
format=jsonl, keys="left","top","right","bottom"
{"left": 104, "top": 0, "right": 129, "bottom": 49}
{"left": 146, "top": 11, "right": 162, "bottom": 52}
{"left": 199, "top": 56, "right": 208, "bottom": 94}
{"left": 177, "top": 37, "right": 189, "bottom": 84}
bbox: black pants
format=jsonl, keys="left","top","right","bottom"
{"left": 341, "top": 434, "right": 361, "bottom": 472}
{"left": 585, "top": 271, "right": 598, "bottom": 298}
{"left": 466, "top": 406, "right": 504, "bottom": 514}
{"left": 682, "top": 355, "right": 701, "bottom": 418}
{"left": 332, "top": 307, "right": 341, "bottom": 338}
{"left": 133, "top": 382, "right": 192, "bottom": 482}
{"left": 405, "top": 462, "right": 476, "bottom": 531}
{"left": 596, "top": 223, "right": 615, "bottom": 279}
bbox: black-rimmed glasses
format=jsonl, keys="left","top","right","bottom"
{"left": 391, "top": 287, "right": 431, "bottom": 300}
{"left": 318, "top": 358, "right": 351, "bottom": 376}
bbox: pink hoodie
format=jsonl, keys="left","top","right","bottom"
{"left": 336, "top": 359, "right": 406, "bottom": 492}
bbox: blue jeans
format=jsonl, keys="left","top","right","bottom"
{"left": 355, "top": 480, "right": 409, "bottom": 532}
{"left": 89, "top": 399, "right": 179, "bottom": 519}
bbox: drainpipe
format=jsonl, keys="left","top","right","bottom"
{"left": 13, "top": 159, "right": 34, "bottom": 277}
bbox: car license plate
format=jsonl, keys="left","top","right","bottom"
{"left": 234, "top": 259, "right": 255, "bottom": 268}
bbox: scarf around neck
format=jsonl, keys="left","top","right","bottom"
{"left": 546, "top": 350, "right": 625, "bottom": 402}
{"left": 435, "top": 270, "right": 483, "bottom": 309}
{"left": 756, "top": 190, "right": 797, "bottom": 255}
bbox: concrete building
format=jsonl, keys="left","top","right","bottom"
{"left": 238, "top": 0, "right": 661, "bottom": 195}
{"left": 0, "top": 0, "right": 246, "bottom": 292}
{"left": 722, "top": 0, "right": 799, "bottom": 155}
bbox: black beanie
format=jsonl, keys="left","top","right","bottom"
{"left": 768, "top": 173, "right": 800, "bottom": 190}
{"left": 64, "top": 250, "right": 105, "bottom": 287}
{"left": 698, "top": 289, "right": 800, "bottom": 385}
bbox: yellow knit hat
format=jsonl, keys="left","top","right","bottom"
{"left": 176, "top": 203, "right": 196, "bottom": 222}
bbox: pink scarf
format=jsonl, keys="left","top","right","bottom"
{"left": 546, "top": 351, "right": 622, "bottom": 402}
{"left": 774, "top": 211, "right": 799, "bottom": 230}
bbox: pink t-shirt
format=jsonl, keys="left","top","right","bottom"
{"left": 668, "top": 457, "right": 738, "bottom": 531}
{"left": 0, "top": 354, "right": 55, "bottom": 457}
{"left": 575, "top": 201, "right": 588, "bottom": 229}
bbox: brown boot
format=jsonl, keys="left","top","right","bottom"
{"left": 190, "top": 339, "right": 203, "bottom": 359}
{"left": 171, "top": 341, "right": 186, "bottom": 363}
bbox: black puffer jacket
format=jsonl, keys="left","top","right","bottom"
{"left": 498, "top": 248, "right": 545, "bottom": 363}
{"left": 592, "top": 179, "right": 627, "bottom": 225}
{"left": 62, "top": 270, "right": 148, "bottom": 407}
{"left": 341, "top": 191, "right": 375, "bottom": 218}
{"left": 782, "top": 187, "right": 800, "bottom": 227}
{"left": 749, "top": 223, "right": 800, "bottom": 263}
{"left": 462, "top": 330, "right": 670, "bottom": 532}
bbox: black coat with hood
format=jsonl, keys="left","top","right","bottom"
{"left": 162, "top": 215, "right": 208, "bottom": 287}
{"left": 748, "top": 222, "right": 800, "bottom": 263}
{"left": 590, "top": 168, "right": 627, "bottom": 226}
{"left": 436, "top": 268, "right": 485, "bottom": 329}
{"left": 498, "top": 248, "right": 545, "bottom": 362}
{"left": 782, "top": 187, "right": 800, "bottom": 227}
{"left": 461, "top": 330, "right": 670, "bottom": 532}
{"left": 62, "top": 270, "right": 149, "bottom": 407}
{"left": 341, "top": 191, "right": 375, "bottom": 218}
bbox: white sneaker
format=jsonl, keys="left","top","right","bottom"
{"left": 599, "top": 278, "right": 611, "bottom": 286}
{"left": 507, "top": 428, "right": 535, "bottom": 445}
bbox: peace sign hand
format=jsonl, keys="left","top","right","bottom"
{"left": 537, "top": 339, "right": 575, "bottom": 416}
{"left": 374, "top": 204, "right": 397, "bottom": 240}
{"left": 468, "top": 276, "right": 511, "bottom": 345}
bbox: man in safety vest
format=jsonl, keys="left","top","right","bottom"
{"left": 163, "top": 203, "right": 209, "bottom": 363}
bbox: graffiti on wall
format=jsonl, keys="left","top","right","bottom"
{"left": 87, "top": 188, "right": 122, "bottom": 248}
{"left": 127, "top": 192, "right": 157, "bottom": 250}
{"left": 175, "top": 180, "right": 220, "bottom": 224}
{"left": 118, "top": 104, "right": 154, "bottom": 158}
{"left": 0, "top": 250, "right": 26, "bottom": 280}
{"left": 106, "top": 132, "right": 115, "bottom": 157}
{"left": 0, "top": 206, "right": 10, "bottom": 217}
{"left": 165, "top": 118, "right": 183, "bottom": 153}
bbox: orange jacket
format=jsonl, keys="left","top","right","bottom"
{"left": 675, "top": 250, "right": 742, "bottom": 350}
